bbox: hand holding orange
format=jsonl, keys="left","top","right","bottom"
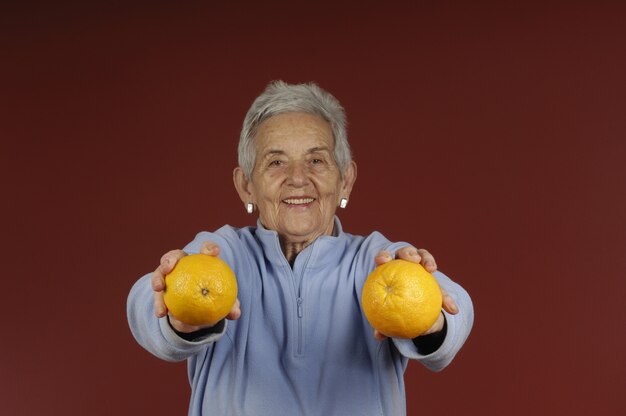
{"left": 362, "top": 259, "right": 442, "bottom": 339}
{"left": 163, "top": 254, "right": 238, "bottom": 326}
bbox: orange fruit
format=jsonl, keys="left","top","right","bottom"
{"left": 362, "top": 259, "right": 442, "bottom": 338}
{"left": 163, "top": 254, "right": 238, "bottom": 326}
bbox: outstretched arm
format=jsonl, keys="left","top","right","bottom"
{"left": 127, "top": 241, "right": 240, "bottom": 362}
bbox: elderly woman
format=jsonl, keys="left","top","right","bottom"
{"left": 127, "top": 81, "right": 473, "bottom": 416}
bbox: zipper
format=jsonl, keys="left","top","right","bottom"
{"left": 296, "top": 297, "right": 304, "bottom": 355}
{"left": 289, "top": 248, "right": 312, "bottom": 357}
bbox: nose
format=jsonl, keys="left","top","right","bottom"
{"left": 286, "top": 162, "right": 309, "bottom": 187}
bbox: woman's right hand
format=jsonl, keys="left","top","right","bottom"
{"left": 151, "top": 241, "right": 241, "bottom": 333}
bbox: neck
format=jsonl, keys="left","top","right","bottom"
{"left": 281, "top": 240, "right": 309, "bottom": 265}
{"left": 279, "top": 222, "right": 337, "bottom": 265}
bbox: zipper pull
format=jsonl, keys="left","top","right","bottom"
{"left": 297, "top": 297, "right": 303, "bottom": 318}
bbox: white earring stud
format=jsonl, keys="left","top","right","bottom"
{"left": 246, "top": 203, "right": 254, "bottom": 214}
{"left": 339, "top": 198, "right": 348, "bottom": 209}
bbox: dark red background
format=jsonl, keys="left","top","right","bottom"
{"left": 2, "top": 1, "right": 625, "bottom": 415}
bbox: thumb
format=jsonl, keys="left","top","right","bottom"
{"left": 226, "top": 298, "right": 241, "bottom": 320}
{"left": 441, "top": 288, "right": 458, "bottom": 314}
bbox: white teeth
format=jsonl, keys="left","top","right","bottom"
{"left": 284, "top": 198, "right": 314, "bottom": 205}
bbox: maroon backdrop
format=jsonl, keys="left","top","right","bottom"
{"left": 2, "top": 1, "right": 625, "bottom": 415}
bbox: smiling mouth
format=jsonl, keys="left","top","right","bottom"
{"left": 283, "top": 197, "right": 315, "bottom": 205}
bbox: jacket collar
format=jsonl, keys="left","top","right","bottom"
{"left": 253, "top": 216, "right": 347, "bottom": 270}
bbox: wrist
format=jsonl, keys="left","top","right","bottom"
{"left": 168, "top": 317, "right": 226, "bottom": 341}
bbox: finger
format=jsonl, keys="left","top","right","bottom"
{"left": 374, "top": 251, "right": 393, "bottom": 266}
{"left": 374, "top": 329, "right": 389, "bottom": 341}
{"left": 416, "top": 248, "right": 437, "bottom": 272}
{"left": 153, "top": 289, "right": 167, "bottom": 318}
{"left": 152, "top": 250, "right": 186, "bottom": 317}
{"left": 394, "top": 246, "right": 421, "bottom": 263}
{"left": 158, "top": 249, "right": 186, "bottom": 275}
{"left": 422, "top": 312, "right": 445, "bottom": 335}
{"left": 201, "top": 241, "right": 221, "bottom": 256}
{"left": 441, "top": 288, "right": 458, "bottom": 314}
{"left": 151, "top": 272, "right": 165, "bottom": 291}
{"left": 152, "top": 252, "right": 183, "bottom": 289}
{"left": 226, "top": 298, "right": 241, "bottom": 321}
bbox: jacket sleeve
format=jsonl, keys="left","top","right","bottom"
{"left": 355, "top": 234, "right": 473, "bottom": 371}
{"left": 126, "top": 272, "right": 227, "bottom": 362}
{"left": 391, "top": 269, "right": 474, "bottom": 371}
{"left": 126, "top": 229, "right": 238, "bottom": 362}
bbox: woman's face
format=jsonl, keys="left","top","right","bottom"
{"left": 235, "top": 112, "right": 356, "bottom": 245}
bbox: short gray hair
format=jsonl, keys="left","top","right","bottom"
{"left": 238, "top": 80, "right": 352, "bottom": 179}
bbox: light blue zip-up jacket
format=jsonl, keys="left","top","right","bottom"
{"left": 127, "top": 218, "right": 473, "bottom": 416}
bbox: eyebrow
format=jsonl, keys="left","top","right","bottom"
{"left": 307, "top": 146, "right": 331, "bottom": 154}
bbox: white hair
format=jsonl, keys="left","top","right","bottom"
{"left": 238, "top": 80, "right": 352, "bottom": 179}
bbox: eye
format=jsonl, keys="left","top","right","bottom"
{"left": 269, "top": 160, "right": 284, "bottom": 167}
{"left": 311, "top": 158, "right": 324, "bottom": 165}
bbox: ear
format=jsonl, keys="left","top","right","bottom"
{"left": 233, "top": 167, "right": 254, "bottom": 206}
{"left": 340, "top": 160, "right": 357, "bottom": 199}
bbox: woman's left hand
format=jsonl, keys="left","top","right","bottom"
{"left": 375, "top": 246, "right": 438, "bottom": 272}
{"left": 372, "top": 246, "right": 458, "bottom": 341}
